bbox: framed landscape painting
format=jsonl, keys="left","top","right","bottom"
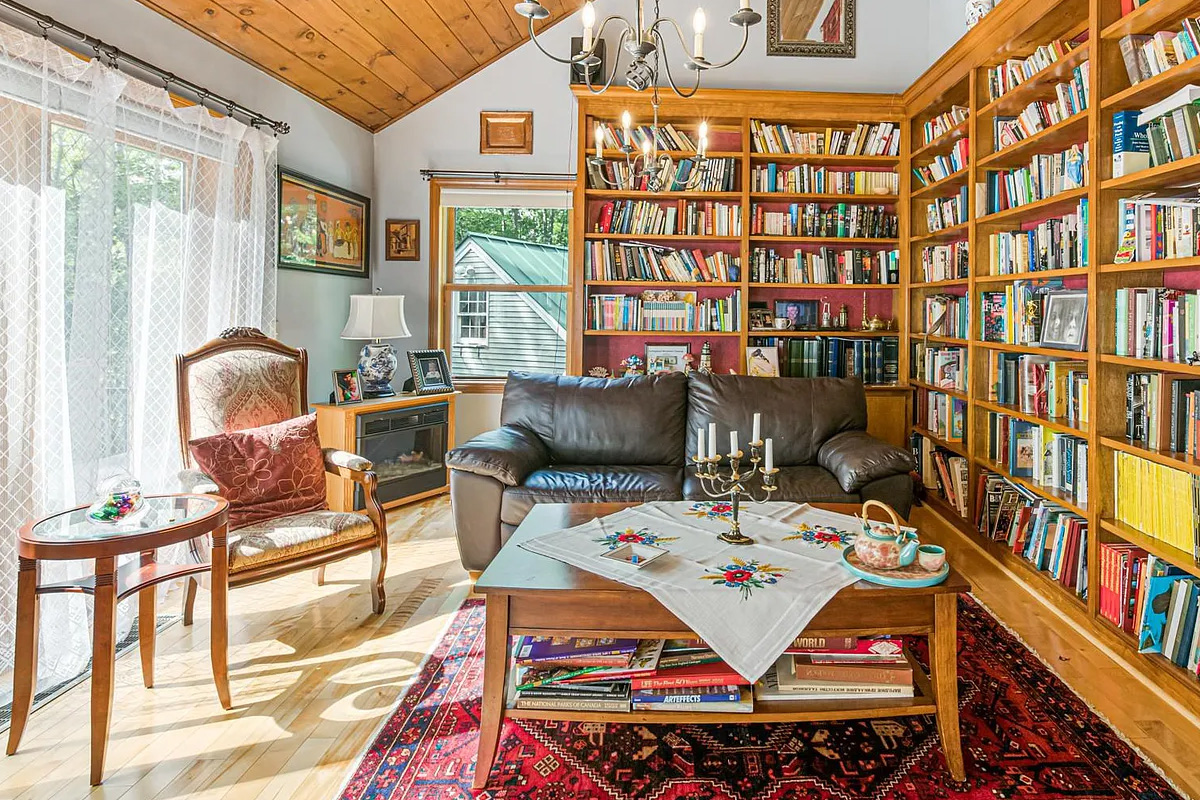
{"left": 278, "top": 168, "right": 371, "bottom": 278}
{"left": 767, "top": 0, "right": 856, "bottom": 58}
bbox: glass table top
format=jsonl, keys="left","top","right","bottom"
{"left": 28, "top": 495, "right": 222, "bottom": 543}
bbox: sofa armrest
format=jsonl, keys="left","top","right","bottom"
{"left": 817, "top": 431, "right": 916, "bottom": 493}
{"left": 179, "top": 468, "right": 219, "bottom": 495}
{"left": 446, "top": 425, "right": 549, "bottom": 487}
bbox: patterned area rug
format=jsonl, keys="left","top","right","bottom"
{"left": 338, "top": 597, "right": 1184, "bottom": 800}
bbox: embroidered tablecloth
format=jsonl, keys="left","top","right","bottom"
{"left": 519, "top": 501, "right": 915, "bottom": 682}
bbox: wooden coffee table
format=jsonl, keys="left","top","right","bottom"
{"left": 473, "top": 502, "right": 970, "bottom": 789}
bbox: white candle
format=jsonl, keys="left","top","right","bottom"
{"left": 621, "top": 110, "right": 632, "bottom": 146}
{"left": 708, "top": 423, "right": 717, "bottom": 459}
{"left": 698, "top": 121, "right": 708, "bottom": 157}
{"left": 594, "top": 123, "right": 604, "bottom": 159}
{"left": 729, "top": 430, "right": 738, "bottom": 456}
{"left": 581, "top": 1, "right": 596, "bottom": 49}
{"left": 752, "top": 412, "right": 761, "bottom": 443}
{"left": 765, "top": 438, "right": 774, "bottom": 470}
{"left": 693, "top": 8, "right": 707, "bottom": 59}
{"left": 696, "top": 427, "right": 705, "bottom": 461}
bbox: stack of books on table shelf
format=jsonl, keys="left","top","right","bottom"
{"left": 593, "top": 199, "right": 741, "bottom": 237}
{"left": 913, "top": 434, "right": 969, "bottom": 516}
{"left": 992, "top": 61, "right": 1090, "bottom": 149}
{"left": 587, "top": 157, "right": 738, "bottom": 192}
{"left": 585, "top": 241, "right": 739, "bottom": 283}
{"left": 1114, "top": 453, "right": 1200, "bottom": 558}
{"left": 985, "top": 413, "right": 1089, "bottom": 503}
{"left": 923, "top": 106, "right": 969, "bottom": 145}
{"left": 916, "top": 387, "right": 966, "bottom": 443}
{"left": 986, "top": 39, "right": 1079, "bottom": 102}
{"left": 920, "top": 241, "right": 969, "bottom": 282}
{"left": 986, "top": 198, "right": 1088, "bottom": 274}
{"left": 1119, "top": 21, "right": 1200, "bottom": 87}
{"left": 912, "top": 139, "right": 969, "bottom": 186}
{"left": 751, "top": 203, "right": 897, "bottom": 239}
{"left": 988, "top": 353, "right": 1089, "bottom": 425}
{"left": 984, "top": 144, "right": 1088, "bottom": 215}
{"left": 921, "top": 293, "right": 969, "bottom": 338}
{"left": 631, "top": 641, "right": 752, "bottom": 712}
{"left": 749, "top": 246, "right": 899, "bottom": 284}
{"left": 588, "top": 290, "right": 741, "bottom": 332}
{"left": 912, "top": 343, "right": 967, "bottom": 391}
{"left": 756, "top": 637, "right": 914, "bottom": 702}
{"left": 750, "top": 120, "right": 900, "bottom": 156}
{"left": 1123, "top": 372, "right": 1200, "bottom": 454}
{"left": 511, "top": 637, "right": 661, "bottom": 712}
{"left": 1114, "top": 287, "right": 1200, "bottom": 362}
{"left": 926, "top": 186, "right": 969, "bottom": 232}
{"left": 1136, "top": 86, "right": 1200, "bottom": 168}
{"left": 1099, "top": 550, "right": 1200, "bottom": 676}
{"left": 1114, "top": 197, "right": 1200, "bottom": 263}
{"left": 750, "top": 164, "right": 897, "bottom": 195}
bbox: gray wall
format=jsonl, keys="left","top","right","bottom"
{"left": 18, "top": 0, "right": 375, "bottom": 403}
{"left": 928, "top": 0, "right": 970, "bottom": 64}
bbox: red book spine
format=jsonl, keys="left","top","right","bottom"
{"left": 632, "top": 669, "right": 745, "bottom": 690}
{"left": 790, "top": 659, "right": 912, "bottom": 685}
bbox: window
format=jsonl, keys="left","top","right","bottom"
{"left": 431, "top": 180, "right": 573, "bottom": 385}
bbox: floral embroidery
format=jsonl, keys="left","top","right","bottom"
{"left": 682, "top": 501, "right": 734, "bottom": 521}
{"left": 782, "top": 522, "right": 855, "bottom": 550}
{"left": 700, "top": 557, "right": 788, "bottom": 599}
{"left": 593, "top": 527, "right": 679, "bottom": 551}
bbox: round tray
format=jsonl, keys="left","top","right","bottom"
{"left": 841, "top": 548, "right": 949, "bottom": 587}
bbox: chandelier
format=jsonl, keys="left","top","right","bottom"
{"left": 515, "top": 0, "right": 761, "bottom": 98}
{"left": 590, "top": 110, "right": 711, "bottom": 192}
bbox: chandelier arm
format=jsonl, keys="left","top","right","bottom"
{"left": 698, "top": 23, "right": 753, "bottom": 70}
{"left": 582, "top": 28, "right": 632, "bottom": 95}
{"left": 526, "top": 14, "right": 631, "bottom": 65}
{"left": 659, "top": 44, "right": 702, "bottom": 99}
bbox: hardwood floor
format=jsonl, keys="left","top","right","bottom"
{"left": 1, "top": 498, "right": 1198, "bottom": 799}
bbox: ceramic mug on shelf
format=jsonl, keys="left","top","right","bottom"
{"left": 773, "top": 317, "right": 793, "bottom": 330}
{"left": 917, "top": 544, "right": 947, "bottom": 572}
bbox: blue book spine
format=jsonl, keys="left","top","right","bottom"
{"left": 1113, "top": 110, "right": 1149, "bottom": 153}
{"left": 632, "top": 689, "right": 741, "bottom": 704}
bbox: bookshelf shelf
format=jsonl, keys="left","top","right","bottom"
{"left": 583, "top": 330, "right": 742, "bottom": 337}
{"left": 912, "top": 334, "right": 969, "bottom": 345}
{"left": 1100, "top": 256, "right": 1200, "bottom": 274}
{"left": 1100, "top": 353, "right": 1200, "bottom": 376}
{"left": 910, "top": 278, "right": 970, "bottom": 289}
{"left": 584, "top": 233, "right": 742, "bottom": 242}
{"left": 1100, "top": 57, "right": 1200, "bottom": 112}
{"left": 912, "top": 425, "right": 969, "bottom": 458}
{"left": 1098, "top": 518, "right": 1200, "bottom": 580}
{"left": 973, "top": 456, "right": 1088, "bottom": 516}
{"left": 748, "top": 282, "right": 895, "bottom": 288}
{"left": 1101, "top": 151, "right": 1200, "bottom": 191}
{"left": 911, "top": 222, "right": 971, "bottom": 245}
{"left": 584, "top": 148, "right": 742, "bottom": 159}
{"left": 991, "top": 543, "right": 1089, "bottom": 610}
{"left": 974, "top": 187, "right": 1090, "bottom": 227}
{"left": 975, "top": 112, "right": 1089, "bottom": 170}
{"left": 1101, "top": 0, "right": 1197, "bottom": 40}
{"left": 748, "top": 236, "right": 900, "bottom": 245}
{"left": 584, "top": 280, "right": 741, "bottom": 288}
{"left": 977, "top": 398, "right": 1087, "bottom": 436}
{"left": 912, "top": 119, "right": 970, "bottom": 161}
{"left": 748, "top": 192, "right": 900, "bottom": 203}
{"left": 748, "top": 152, "right": 900, "bottom": 167}
{"left": 747, "top": 329, "right": 896, "bottom": 338}
{"left": 1100, "top": 436, "right": 1200, "bottom": 479}
{"left": 976, "top": 340, "right": 1088, "bottom": 358}
{"left": 910, "top": 379, "right": 969, "bottom": 401}
{"left": 974, "top": 266, "right": 1090, "bottom": 283}
{"left": 977, "top": 43, "right": 1092, "bottom": 119}
{"left": 584, "top": 190, "right": 743, "bottom": 200}
{"left": 911, "top": 169, "right": 969, "bottom": 200}
{"left": 919, "top": 490, "right": 970, "bottom": 527}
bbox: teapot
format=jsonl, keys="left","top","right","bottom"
{"left": 853, "top": 500, "right": 919, "bottom": 569}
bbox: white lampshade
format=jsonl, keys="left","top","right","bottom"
{"left": 341, "top": 294, "right": 412, "bottom": 340}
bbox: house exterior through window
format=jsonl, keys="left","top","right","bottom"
{"left": 457, "top": 290, "right": 488, "bottom": 346}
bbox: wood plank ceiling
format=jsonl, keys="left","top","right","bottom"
{"left": 133, "top": 0, "right": 580, "bottom": 131}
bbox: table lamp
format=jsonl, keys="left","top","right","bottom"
{"left": 341, "top": 291, "right": 412, "bottom": 398}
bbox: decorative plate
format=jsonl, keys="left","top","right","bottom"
{"left": 841, "top": 548, "right": 949, "bottom": 587}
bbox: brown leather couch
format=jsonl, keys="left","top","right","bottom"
{"left": 446, "top": 371, "right": 915, "bottom": 571}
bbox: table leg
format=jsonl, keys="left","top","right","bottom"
{"left": 138, "top": 550, "right": 156, "bottom": 689}
{"left": 90, "top": 556, "right": 118, "bottom": 785}
{"left": 6, "top": 557, "right": 39, "bottom": 756}
{"left": 932, "top": 592, "right": 965, "bottom": 781}
{"left": 473, "top": 594, "right": 509, "bottom": 790}
{"left": 210, "top": 522, "right": 232, "bottom": 710}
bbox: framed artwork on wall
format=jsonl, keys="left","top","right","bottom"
{"left": 480, "top": 111, "right": 534, "bottom": 154}
{"left": 385, "top": 219, "right": 420, "bottom": 261}
{"left": 767, "top": 0, "right": 856, "bottom": 58}
{"left": 278, "top": 168, "right": 371, "bottom": 278}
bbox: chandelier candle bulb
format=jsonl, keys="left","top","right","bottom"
{"left": 621, "top": 110, "right": 632, "bottom": 146}
{"left": 693, "top": 8, "right": 706, "bottom": 59}
{"left": 582, "top": 1, "right": 596, "bottom": 49}
{"left": 708, "top": 422, "right": 717, "bottom": 459}
{"left": 594, "top": 123, "right": 604, "bottom": 158}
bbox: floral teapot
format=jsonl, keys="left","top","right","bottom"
{"left": 853, "top": 500, "right": 920, "bottom": 570}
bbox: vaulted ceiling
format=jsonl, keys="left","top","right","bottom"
{"left": 133, "top": 0, "right": 580, "bottom": 131}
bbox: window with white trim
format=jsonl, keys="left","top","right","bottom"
{"left": 456, "top": 290, "right": 489, "bottom": 345}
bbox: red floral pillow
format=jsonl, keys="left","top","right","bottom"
{"left": 188, "top": 413, "right": 327, "bottom": 530}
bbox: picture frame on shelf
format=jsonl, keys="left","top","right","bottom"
{"left": 746, "top": 346, "right": 781, "bottom": 378}
{"left": 1037, "top": 290, "right": 1088, "bottom": 351}
{"left": 385, "top": 219, "right": 420, "bottom": 261}
{"left": 408, "top": 349, "right": 454, "bottom": 394}
{"left": 278, "top": 168, "right": 370, "bottom": 278}
{"left": 749, "top": 307, "right": 775, "bottom": 331}
{"left": 645, "top": 343, "right": 691, "bottom": 374}
{"left": 332, "top": 369, "right": 363, "bottom": 405}
{"left": 775, "top": 299, "right": 820, "bottom": 330}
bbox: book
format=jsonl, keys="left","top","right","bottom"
{"left": 513, "top": 693, "right": 632, "bottom": 712}
{"left": 632, "top": 660, "right": 747, "bottom": 690}
{"left": 633, "top": 686, "right": 754, "bottom": 713}
{"left": 558, "top": 639, "right": 666, "bottom": 683}
{"left": 789, "top": 655, "right": 914, "bottom": 685}
{"left": 776, "top": 670, "right": 914, "bottom": 697}
{"left": 631, "top": 685, "right": 742, "bottom": 704}
{"left": 515, "top": 636, "right": 638, "bottom": 667}
{"left": 790, "top": 638, "right": 905, "bottom": 662}
{"left": 1113, "top": 110, "right": 1151, "bottom": 177}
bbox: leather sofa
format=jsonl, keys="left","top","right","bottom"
{"left": 446, "top": 371, "right": 916, "bottom": 571}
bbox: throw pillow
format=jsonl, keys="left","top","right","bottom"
{"left": 189, "top": 413, "right": 327, "bottom": 530}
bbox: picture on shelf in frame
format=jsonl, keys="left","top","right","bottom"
{"left": 767, "top": 0, "right": 856, "bottom": 58}
{"left": 775, "top": 299, "right": 820, "bottom": 330}
{"left": 749, "top": 307, "right": 775, "bottom": 331}
{"left": 746, "top": 346, "right": 781, "bottom": 378}
{"left": 332, "top": 369, "right": 363, "bottom": 405}
{"left": 1038, "top": 290, "right": 1088, "bottom": 351}
{"left": 645, "top": 343, "right": 690, "bottom": 374}
{"left": 278, "top": 168, "right": 370, "bottom": 278}
{"left": 408, "top": 349, "right": 454, "bottom": 395}
{"left": 385, "top": 219, "right": 420, "bottom": 261}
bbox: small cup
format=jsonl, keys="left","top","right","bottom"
{"left": 917, "top": 544, "right": 946, "bottom": 572}
{"left": 774, "top": 317, "right": 793, "bottom": 330}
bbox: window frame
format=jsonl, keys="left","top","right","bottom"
{"left": 455, "top": 289, "right": 489, "bottom": 346}
{"left": 428, "top": 177, "right": 576, "bottom": 392}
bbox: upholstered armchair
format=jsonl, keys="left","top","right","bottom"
{"left": 175, "top": 327, "right": 387, "bottom": 708}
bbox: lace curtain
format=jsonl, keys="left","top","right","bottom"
{"left": 0, "top": 22, "right": 278, "bottom": 702}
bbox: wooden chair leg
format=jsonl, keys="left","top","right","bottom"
{"left": 210, "top": 523, "right": 232, "bottom": 710}
{"left": 182, "top": 576, "right": 198, "bottom": 626}
{"left": 370, "top": 545, "right": 387, "bottom": 615}
{"left": 6, "top": 558, "right": 39, "bottom": 756}
{"left": 138, "top": 588, "right": 156, "bottom": 689}
{"left": 313, "top": 565, "right": 327, "bottom": 586}
{"left": 90, "top": 556, "right": 118, "bottom": 785}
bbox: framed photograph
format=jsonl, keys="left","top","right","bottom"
{"left": 746, "top": 345, "right": 781, "bottom": 378}
{"left": 278, "top": 168, "right": 370, "bottom": 278}
{"left": 749, "top": 307, "right": 775, "bottom": 331}
{"left": 385, "top": 219, "right": 420, "bottom": 261}
{"left": 767, "top": 0, "right": 857, "bottom": 58}
{"left": 775, "top": 299, "right": 820, "bottom": 330}
{"left": 332, "top": 369, "right": 363, "bottom": 405}
{"left": 408, "top": 349, "right": 454, "bottom": 394}
{"left": 645, "top": 343, "right": 690, "bottom": 374}
{"left": 1038, "top": 290, "right": 1088, "bottom": 351}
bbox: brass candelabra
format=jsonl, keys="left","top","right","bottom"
{"left": 690, "top": 439, "right": 778, "bottom": 545}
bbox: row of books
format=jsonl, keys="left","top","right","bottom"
{"left": 992, "top": 61, "right": 1089, "bottom": 150}
{"left": 912, "top": 138, "right": 969, "bottom": 186}
{"left": 985, "top": 38, "right": 1080, "bottom": 102}
{"left": 981, "top": 280, "right": 1083, "bottom": 348}
{"left": 758, "top": 638, "right": 914, "bottom": 702}
{"left": 1137, "top": 86, "right": 1200, "bottom": 168}
{"left": 1118, "top": 21, "right": 1200, "bottom": 87}
{"left": 1125, "top": 372, "right": 1200, "bottom": 455}
{"left": 913, "top": 434, "right": 969, "bottom": 517}
{"left": 926, "top": 186, "right": 969, "bottom": 232}
{"left": 919, "top": 241, "right": 969, "bottom": 282}
{"left": 584, "top": 241, "right": 740, "bottom": 283}
{"left": 983, "top": 143, "right": 1088, "bottom": 215}
{"left": 1114, "top": 287, "right": 1200, "bottom": 363}
{"left": 594, "top": 122, "right": 698, "bottom": 153}
{"left": 749, "top": 164, "right": 898, "bottom": 195}
{"left": 985, "top": 413, "right": 1089, "bottom": 504}
{"left": 747, "top": 246, "right": 900, "bottom": 285}
{"left": 977, "top": 473, "right": 1088, "bottom": 598}
{"left": 988, "top": 352, "right": 1088, "bottom": 426}
{"left": 586, "top": 157, "right": 738, "bottom": 193}
{"left": 750, "top": 203, "right": 897, "bottom": 239}
{"left": 749, "top": 120, "right": 901, "bottom": 156}
{"left": 748, "top": 336, "right": 900, "bottom": 385}
{"left": 1097, "top": 549, "right": 1200, "bottom": 677}
{"left": 922, "top": 293, "right": 969, "bottom": 339}
{"left": 1114, "top": 197, "right": 1200, "bottom": 263}
{"left": 922, "top": 105, "right": 969, "bottom": 146}
{"left": 912, "top": 343, "right": 966, "bottom": 391}
{"left": 593, "top": 199, "right": 742, "bottom": 237}
{"left": 588, "top": 290, "right": 741, "bottom": 332}
{"left": 984, "top": 198, "right": 1088, "bottom": 275}
{"left": 916, "top": 387, "right": 966, "bottom": 443}
{"left": 1114, "top": 452, "right": 1200, "bottom": 558}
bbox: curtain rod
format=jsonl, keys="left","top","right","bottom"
{"left": 0, "top": 0, "right": 290, "bottom": 135}
{"left": 420, "top": 169, "right": 576, "bottom": 182}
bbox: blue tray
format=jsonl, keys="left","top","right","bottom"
{"left": 841, "top": 548, "right": 949, "bottom": 587}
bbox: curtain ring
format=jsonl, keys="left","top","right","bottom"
{"left": 162, "top": 72, "right": 175, "bottom": 90}
{"left": 35, "top": 20, "right": 51, "bottom": 39}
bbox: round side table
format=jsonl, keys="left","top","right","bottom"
{"left": 6, "top": 494, "right": 229, "bottom": 785}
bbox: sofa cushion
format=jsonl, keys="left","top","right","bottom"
{"left": 686, "top": 373, "right": 867, "bottom": 467}
{"left": 684, "top": 465, "right": 858, "bottom": 505}
{"left": 501, "top": 465, "right": 683, "bottom": 526}
{"left": 501, "top": 372, "right": 688, "bottom": 466}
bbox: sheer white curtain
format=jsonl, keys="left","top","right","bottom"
{"left": 0, "top": 22, "right": 278, "bottom": 702}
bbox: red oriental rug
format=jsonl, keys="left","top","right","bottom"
{"left": 338, "top": 597, "right": 1184, "bottom": 800}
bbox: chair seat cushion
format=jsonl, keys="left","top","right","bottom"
{"left": 228, "top": 509, "right": 375, "bottom": 573}
{"left": 684, "top": 465, "right": 858, "bottom": 505}
{"left": 501, "top": 466, "right": 682, "bottom": 526}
